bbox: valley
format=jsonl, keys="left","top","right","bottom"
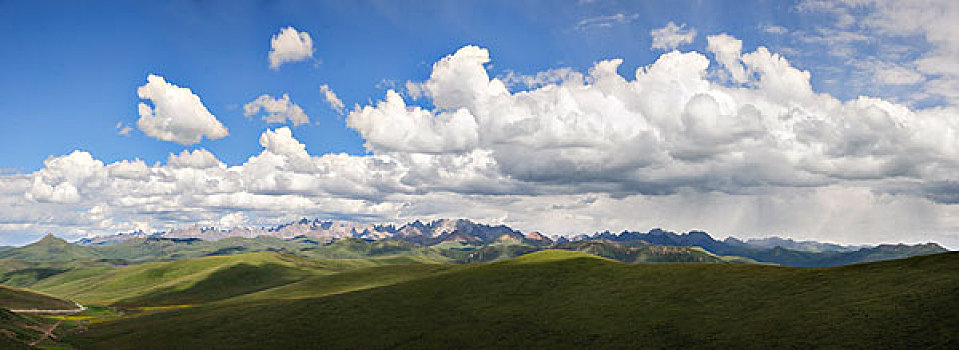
{"left": 0, "top": 220, "right": 955, "bottom": 349}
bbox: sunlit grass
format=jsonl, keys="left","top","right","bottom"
{"left": 68, "top": 252, "right": 959, "bottom": 349}
{"left": 131, "top": 304, "right": 193, "bottom": 311}
{"left": 39, "top": 315, "right": 97, "bottom": 321}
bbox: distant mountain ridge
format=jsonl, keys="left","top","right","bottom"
{"left": 76, "top": 218, "right": 869, "bottom": 252}
{"left": 576, "top": 228, "right": 947, "bottom": 266}
{"left": 730, "top": 236, "right": 868, "bottom": 252}
{"left": 11, "top": 218, "right": 943, "bottom": 267}
{"left": 77, "top": 218, "right": 547, "bottom": 247}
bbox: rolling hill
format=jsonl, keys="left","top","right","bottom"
{"left": 553, "top": 240, "right": 737, "bottom": 263}
{"left": 0, "top": 234, "right": 102, "bottom": 262}
{"left": 587, "top": 228, "right": 948, "bottom": 266}
{"left": 0, "top": 286, "right": 79, "bottom": 349}
{"left": 26, "top": 252, "right": 334, "bottom": 306}
{"left": 0, "top": 285, "right": 75, "bottom": 310}
{"left": 65, "top": 250, "right": 959, "bottom": 349}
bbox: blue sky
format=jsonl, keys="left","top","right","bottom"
{"left": 1, "top": 0, "right": 832, "bottom": 171}
{"left": 2, "top": 0, "right": 959, "bottom": 247}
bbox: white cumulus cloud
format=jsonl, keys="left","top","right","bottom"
{"left": 243, "top": 93, "right": 310, "bottom": 126}
{"left": 268, "top": 27, "right": 314, "bottom": 70}
{"left": 136, "top": 74, "right": 228, "bottom": 145}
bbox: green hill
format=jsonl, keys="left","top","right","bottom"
{"left": 67, "top": 250, "right": 959, "bottom": 349}
{"left": 0, "top": 234, "right": 101, "bottom": 262}
{"left": 27, "top": 252, "right": 329, "bottom": 306}
{"left": 0, "top": 285, "right": 75, "bottom": 310}
{"left": 24, "top": 251, "right": 447, "bottom": 307}
{"left": 554, "top": 240, "right": 732, "bottom": 263}
{"left": 229, "top": 263, "right": 460, "bottom": 302}
{"left": 0, "top": 258, "right": 128, "bottom": 288}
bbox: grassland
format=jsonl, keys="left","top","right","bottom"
{"left": 57, "top": 250, "right": 958, "bottom": 349}
{"left": 26, "top": 251, "right": 442, "bottom": 306}
{"left": 0, "top": 286, "right": 75, "bottom": 311}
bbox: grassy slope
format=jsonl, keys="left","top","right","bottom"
{"left": 25, "top": 251, "right": 447, "bottom": 307}
{"left": 71, "top": 250, "right": 959, "bottom": 349}
{"left": 0, "top": 336, "right": 33, "bottom": 350}
{"left": 0, "top": 235, "right": 101, "bottom": 262}
{"left": 0, "top": 286, "right": 75, "bottom": 310}
{"left": 28, "top": 252, "right": 329, "bottom": 306}
{"left": 0, "top": 259, "right": 127, "bottom": 288}
{"left": 0, "top": 309, "right": 46, "bottom": 349}
{"left": 229, "top": 263, "right": 461, "bottom": 302}
{"left": 554, "top": 241, "right": 731, "bottom": 263}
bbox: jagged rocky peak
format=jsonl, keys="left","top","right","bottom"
{"left": 647, "top": 228, "right": 670, "bottom": 236}
{"left": 495, "top": 232, "right": 525, "bottom": 243}
{"left": 723, "top": 237, "right": 747, "bottom": 246}
{"left": 428, "top": 218, "right": 477, "bottom": 237}
{"left": 523, "top": 231, "right": 553, "bottom": 243}
{"left": 395, "top": 218, "right": 500, "bottom": 240}
{"left": 687, "top": 231, "right": 711, "bottom": 239}
{"left": 439, "top": 230, "right": 484, "bottom": 244}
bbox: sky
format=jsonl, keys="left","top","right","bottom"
{"left": 2, "top": 0, "right": 959, "bottom": 248}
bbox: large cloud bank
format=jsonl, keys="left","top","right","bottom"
{"left": 3, "top": 33, "right": 959, "bottom": 247}
{"left": 351, "top": 43, "right": 959, "bottom": 200}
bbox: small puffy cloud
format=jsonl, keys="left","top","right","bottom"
{"left": 319, "top": 84, "right": 345, "bottom": 114}
{"left": 651, "top": 22, "right": 696, "bottom": 50}
{"left": 136, "top": 74, "right": 228, "bottom": 145}
{"left": 243, "top": 94, "right": 310, "bottom": 126}
{"left": 268, "top": 27, "right": 314, "bottom": 70}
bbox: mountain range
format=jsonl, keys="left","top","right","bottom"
{"left": 77, "top": 218, "right": 551, "bottom": 246}
{"left": 2, "top": 218, "right": 945, "bottom": 267}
